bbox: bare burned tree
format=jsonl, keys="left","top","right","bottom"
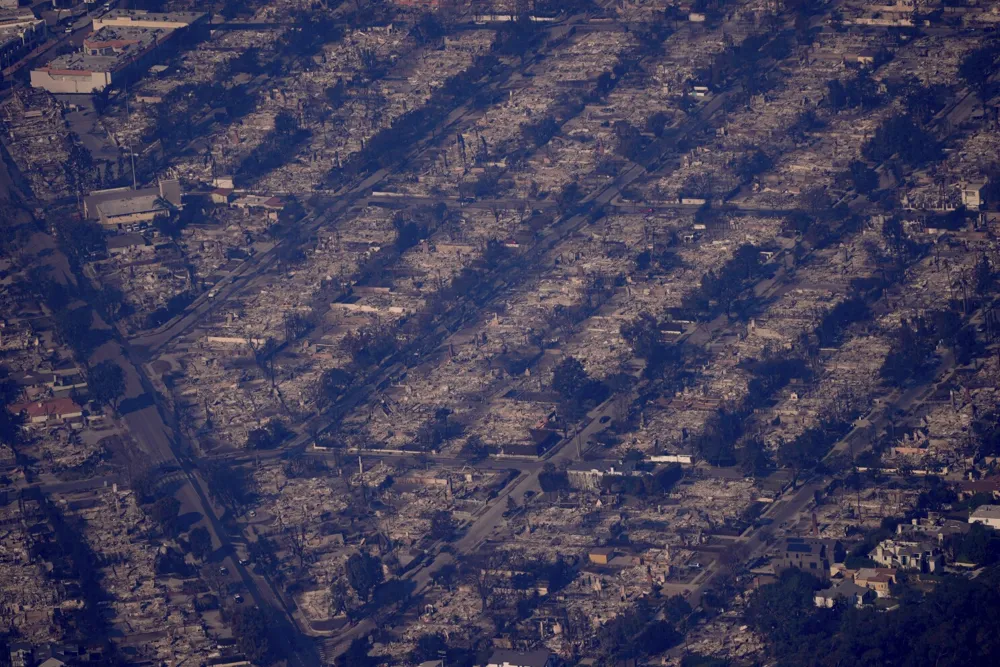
{"left": 286, "top": 523, "right": 308, "bottom": 570}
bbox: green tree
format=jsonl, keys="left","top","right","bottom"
{"left": 552, "top": 356, "right": 589, "bottom": 401}
{"left": 948, "top": 523, "right": 999, "bottom": 565}
{"left": 246, "top": 419, "right": 292, "bottom": 450}
{"left": 428, "top": 510, "right": 455, "bottom": 541}
{"left": 959, "top": 43, "right": 1000, "bottom": 99}
{"left": 733, "top": 147, "right": 773, "bottom": 184}
{"left": 739, "top": 437, "right": 772, "bottom": 477}
{"left": 189, "top": 526, "right": 213, "bottom": 561}
{"left": 526, "top": 116, "right": 560, "bottom": 147}
{"left": 881, "top": 215, "right": 910, "bottom": 263}
{"left": 620, "top": 312, "right": 663, "bottom": 359}
{"left": 325, "top": 78, "right": 347, "bottom": 108}
{"left": 848, "top": 160, "right": 879, "bottom": 195}
{"left": 231, "top": 607, "right": 274, "bottom": 665}
{"left": 862, "top": 114, "right": 940, "bottom": 166}
{"left": 410, "top": 633, "right": 447, "bottom": 664}
{"left": 205, "top": 463, "right": 255, "bottom": 515}
{"left": 539, "top": 468, "right": 569, "bottom": 493}
{"left": 664, "top": 594, "right": 693, "bottom": 625}
{"left": 89, "top": 360, "right": 126, "bottom": 413}
{"left": 461, "top": 435, "right": 489, "bottom": 462}
{"left": 0, "top": 369, "right": 25, "bottom": 449}
{"left": 744, "top": 567, "right": 824, "bottom": 658}
{"left": 54, "top": 306, "right": 98, "bottom": 359}
{"left": 337, "top": 638, "right": 374, "bottom": 667}
{"left": 646, "top": 111, "right": 670, "bottom": 138}
{"left": 556, "top": 181, "right": 583, "bottom": 215}
{"left": 316, "top": 367, "right": 353, "bottom": 411}
{"left": 346, "top": 552, "right": 384, "bottom": 602}
{"left": 249, "top": 534, "right": 279, "bottom": 578}
{"left": 881, "top": 319, "right": 934, "bottom": 385}
{"left": 64, "top": 141, "right": 95, "bottom": 198}
{"left": 148, "top": 496, "right": 180, "bottom": 536}
{"left": 57, "top": 218, "right": 106, "bottom": 266}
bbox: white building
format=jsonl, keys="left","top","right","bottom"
{"left": 969, "top": 504, "right": 1000, "bottom": 530}
{"left": 870, "top": 539, "right": 943, "bottom": 573}
{"left": 961, "top": 180, "right": 987, "bottom": 210}
{"left": 83, "top": 179, "right": 182, "bottom": 229}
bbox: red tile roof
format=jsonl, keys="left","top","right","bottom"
{"left": 9, "top": 397, "right": 83, "bottom": 420}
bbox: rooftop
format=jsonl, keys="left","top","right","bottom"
{"left": 97, "top": 193, "right": 164, "bottom": 218}
{"left": 0, "top": 8, "right": 39, "bottom": 26}
{"left": 41, "top": 50, "right": 137, "bottom": 74}
{"left": 970, "top": 505, "right": 1000, "bottom": 521}
{"left": 486, "top": 649, "right": 552, "bottom": 667}
{"left": 40, "top": 24, "right": 168, "bottom": 74}
{"left": 107, "top": 233, "right": 150, "bottom": 250}
{"left": 817, "top": 580, "right": 871, "bottom": 600}
{"left": 84, "top": 25, "right": 166, "bottom": 47}
{"left": 0, "top": 11, "right": 43, "bottom": 41}
{"left": 84, "top": 180, "right": 181, "bottom": 220}
{"left": 9, "top": 397, "right": 82, "bottom": 419}
{"left": 97, "top": 9, "right": 207, "bottom": 26}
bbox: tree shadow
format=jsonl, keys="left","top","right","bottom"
{"left": 176, "top": 511, "right": 203, "bottom": 533}
{"left": 119, "top": 392, "right": 154, "bottom": 415}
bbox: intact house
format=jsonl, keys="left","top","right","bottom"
{"left": 853, "top": 567, "right": 897, "bottom": 598}
{"left": 961, "top": 180, "right": 987, "bottom": 210}
{"left": 83, "top": 180, "right": 182, "bottom": 230}
{"left": 776, "top": 537, "right": 844, "bottom": 578}
{"left": 8, "top": 397, "right": 83, "bottom": 426}
{"left": 957, "top": 477, "right": 1000, "bottom": 502}
{"left": 814, "top": 580, "right": 875, "bottom": 609}
{"left": 969, "top": 505, "right": 1000, "bottom": 530}
{"left": 870, "top": 539, "right": 943, "bottom": 573}
{"left": 894, "top": 515, "right": 969, "bottom": 545}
